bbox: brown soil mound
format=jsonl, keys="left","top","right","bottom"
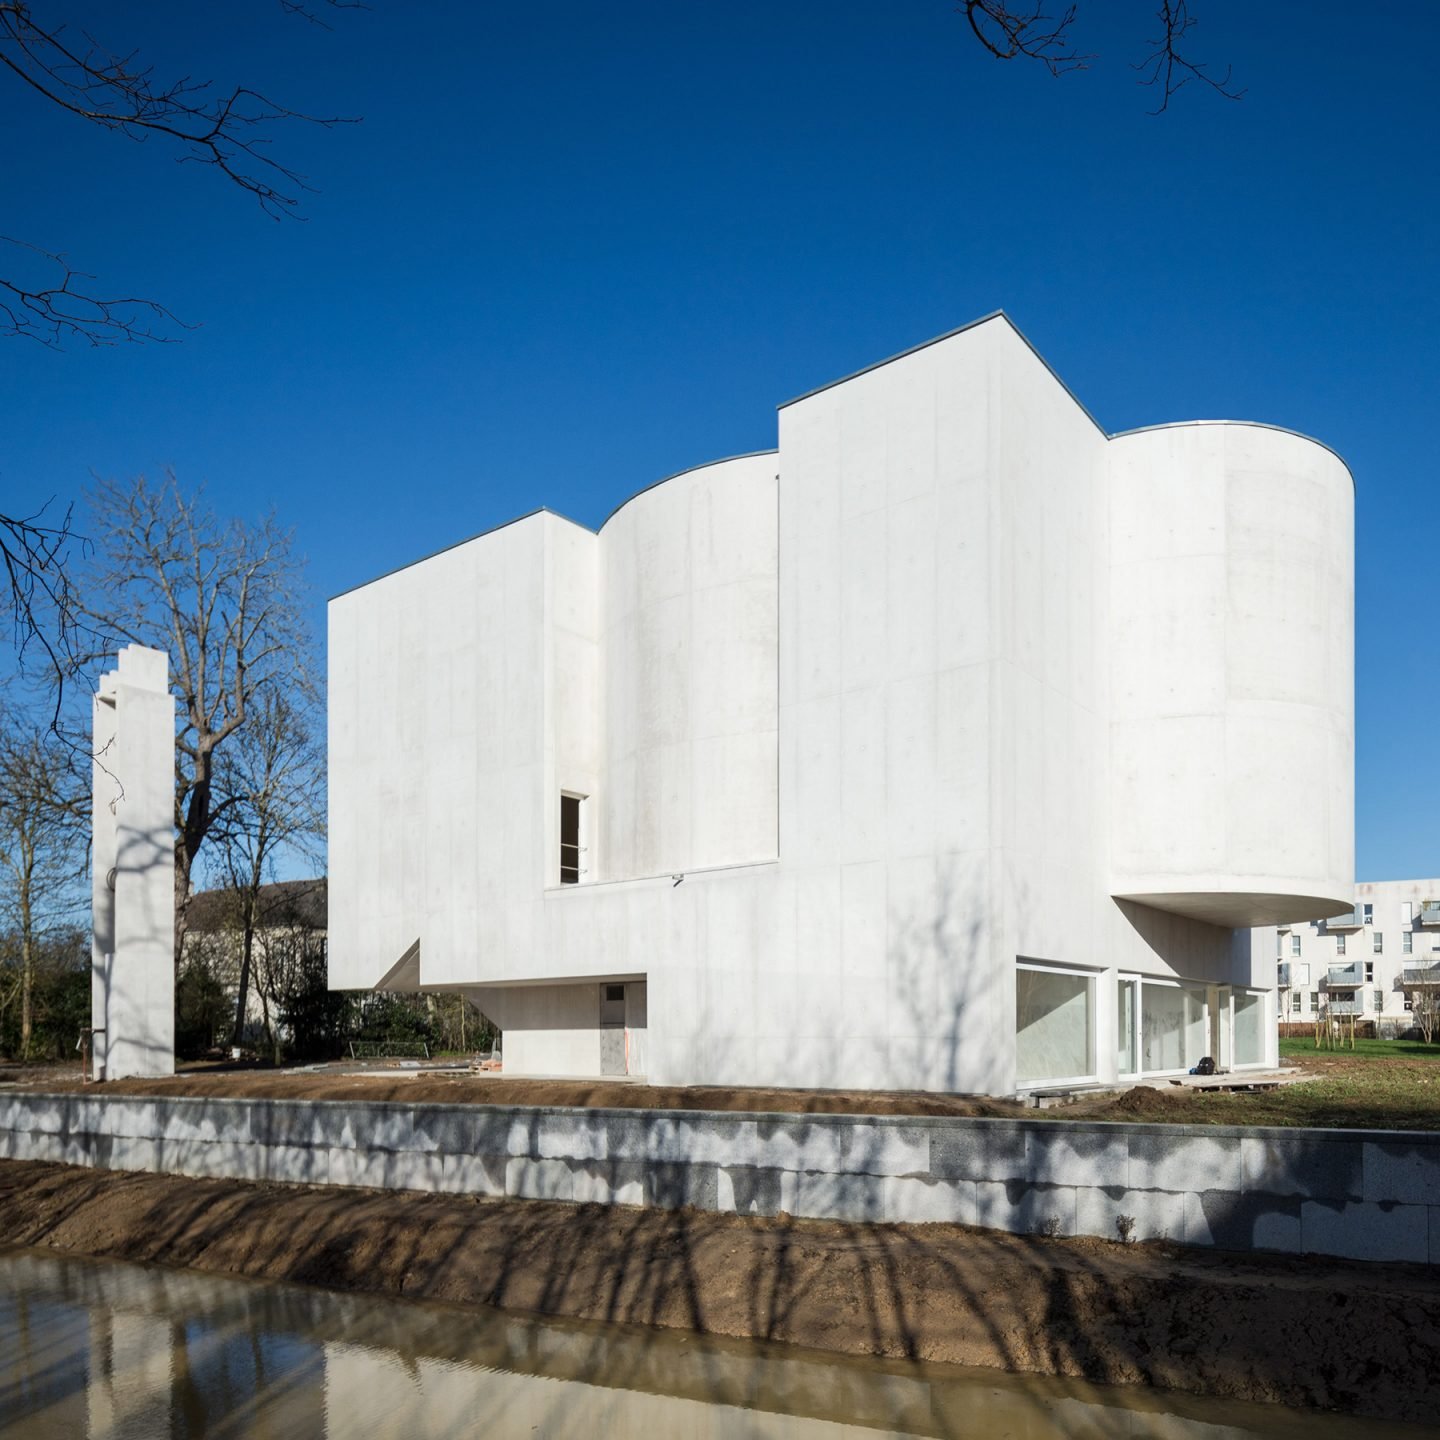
{"left": 16, "top": 1066, "right": 1036, "bottom": 1117}
{"left": 3, "top": 1158, "right": 1439, "bottom": 1423}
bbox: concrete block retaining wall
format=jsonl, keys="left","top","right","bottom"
{"left": 3, "top": 1092, "right": 1439, "bottom": 1264}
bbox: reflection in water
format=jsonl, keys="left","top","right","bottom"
{"left": 0, "top": 1246, "right": 1424, "bottom": 1439}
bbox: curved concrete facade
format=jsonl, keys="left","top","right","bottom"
{"left": 596, "top": 455, "right": 777, "bottom": 881}
{"left": 1108, "top": 423, "right": 1354, "bottom": 927}
{"left": 328, "top": 313, "right": 1356, "bottom": 1094}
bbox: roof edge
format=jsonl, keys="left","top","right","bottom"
{"left": 329, "top": 451, "right": 781, "bottom": 604}
{"left": 776, "top": 309, "right": 1109, "bottom": 437}
{"left": 597, "top": 449, "right": 778, "bottom": 532}
{"left": 1109, "top": 420, "right": 1355, "bottom": 486}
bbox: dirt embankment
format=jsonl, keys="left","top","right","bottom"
{"left": 0, "top": 1063, "right": 1292, "bottom": 1124}
{"left": 2, "top": 1159, "right": 1438, "bottom": 1423}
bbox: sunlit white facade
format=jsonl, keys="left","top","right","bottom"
{"left": 328, "top": 313, "right": 1355, "bottom": 1093}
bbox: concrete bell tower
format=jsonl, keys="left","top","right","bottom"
{"left": 91, "top": 645, "right": 175, "bottom": 1079}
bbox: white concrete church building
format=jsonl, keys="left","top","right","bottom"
{"left": 328, "top": 313, "right": 1355, "bottom": 1094}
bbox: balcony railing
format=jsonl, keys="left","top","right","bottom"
{"left": 1326, "top": 962, "right": 1365, "bottom": 987}
{"left": 1327, "top": 908, "right": 1365, "bottom": 931}
{"left": 1418, "top": 904, "right": 1440, "bottom": 928}
{"left": 1402, "top": 965, "right": 1440, "bottom": 986}
{"left": 1326, "top": 1000, "right": 1364, "bottom": 1016}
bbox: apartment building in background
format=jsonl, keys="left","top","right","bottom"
{"left": 328, "top": 312, "right": 1355, "bottom": 1094}
{"left": 1257, "top": 879, "right": 1440, "bottom": 1030}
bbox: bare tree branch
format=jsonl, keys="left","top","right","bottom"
{"left": 1134, "top": 1, "right": 1245, "bottom": 113}
{"left": 0, "top": 496, "right": 98, "bottom": 723}
{"left": 0, "top": 235, "right": 182, "bottom": 348}
{"left": 962, "top": 2, "right": 1089, "bottom": 76}
{"left": 959, "top": 0, "right": 1241, "bottom": 112}
{"left": 0, "top": 2, "right": 360, "bottom": 347}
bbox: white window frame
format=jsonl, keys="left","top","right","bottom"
{"left": 1230, "top": 987, "right": 1269, "bottom": 1069}
{"left": 1404, "top": 932, "right": 1414, "bottom": 955}
{"left": 1015, "top": 961, "right": 1099, "bottom": 1089}
{"left": 1374, "top": 932, "right": 1384, "bottom": 955}
{"left": 1290, "top": 934, "right": 1302, "bottom": 957}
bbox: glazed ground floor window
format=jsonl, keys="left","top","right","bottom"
{"left": 1015, "top": 965, "right": 1095, "bottom": 1085}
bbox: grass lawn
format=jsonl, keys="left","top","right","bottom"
{"left": 1279, "top": 1036, "right": 1440, "bottom": 1061}
{"left": 1084, "top": 1038, "right": 1440, "bottom": 1130}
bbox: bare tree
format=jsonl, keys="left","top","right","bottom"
{"left": 209, "top": 684, "right": 325, "bottom": 1047}
{"left": 0, "top": 2, "right": 359, "bottom": 349}
{"left": 80, "top": 470, "right": 312, "bottom": 955}
{"left": 961, "top": 1, "right": 1243, "bottom": 111}
{"left": 1408, "top": 984, "right": 1440, "bottom": 1047}
{"left": 0, "top": 500, "right": 87, "bottom": 715}
{"left": 0, "top": 701, "right": 87, "bottom": 1057}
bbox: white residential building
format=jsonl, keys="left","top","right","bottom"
{"left": 1257, "top": 879, "right": 1440, "bottom": 1031}
{"left": 327, "top": 312, "right": 1355, "bottom": 1094}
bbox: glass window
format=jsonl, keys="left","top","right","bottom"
{"left": 560, "top": 793, "right": 587, "bottom": 884}
{"left": 1363, "top": 903, "right": 1374, "bottom": 924}
{"left": 1291, "top": 935, "right": 1301, "bottom": 957}
{"left": 1404, "top": 933, "right": 1413, "bottom": 955}
{"left": 1374, "top": 932, "right": 1384, "bottom": 954}
{"left": 1016, "top": 967, "right": 1094, "bottom": 1084}
{"left": 1337, "top": 934, "right": 1347, "bottom": 955}
{"left": 1310, "top": 991, "right": 1320, "bottom": 1012}
{"left": 1374, "top": 989, "right": 1384, "bottom": 1013}
{"left": 1141, "top": 983, "right": 1209, "bottom": 1073}
{"left": 1365, "top": 961, "right": 1375, "bottom": 983}
{"left": 1117, "top": 977, "right": 1138, "bottom": 1076}
{"left": 1233, "top": 991, "right": 1264, "bottom": 1066}
{"left": 1290, "top": 991, "right": 1302, "bottom": 1014}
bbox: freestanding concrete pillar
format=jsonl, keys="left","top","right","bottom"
{"left": 92, "top": 645, "right": 175, "bottom": 1079}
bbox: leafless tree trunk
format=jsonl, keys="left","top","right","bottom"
{"left": 80, "top": 471, "right": 313, "bottom": 960}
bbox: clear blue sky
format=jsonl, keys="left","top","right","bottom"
{"left": 2, "top": 2, "right": 1435, "bottom": 880}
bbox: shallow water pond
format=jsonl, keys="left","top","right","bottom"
{"left": 0, "top": 1246, "right": 1425, "bottom": 1438}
